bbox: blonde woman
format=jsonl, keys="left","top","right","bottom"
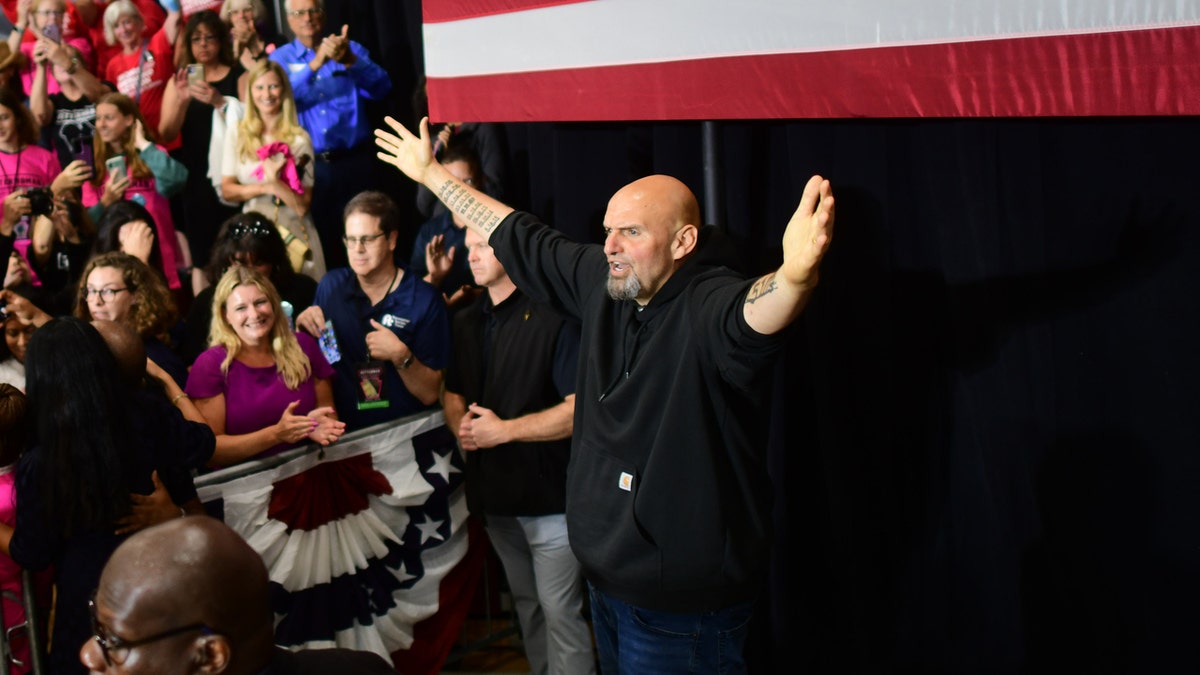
{"left": 221, "top": 60, "right": 324, "bottom": 280}
{"left": 184, "top": 266, "right": 342, "bottom": 467}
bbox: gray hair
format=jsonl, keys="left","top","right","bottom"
{"left": 220, "top": 0, "right": 268, "bottom": 22}
{"left": 102, "top": 0, "right": 142, "bottom": 47}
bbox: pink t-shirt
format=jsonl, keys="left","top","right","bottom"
{"left": 0, "top": 464, "right": 30, "bottom": 674}
{"left": 0, "top": 145, "right": 62, "bottom": 196}
{"left": 18, "top": 38, "right": 95, "bottom": 97}
{"left": 0, "top": 145, "right": 62, "bottom": 240}
{"left": 80, "top": 148, "right": 183, "bottom": 289}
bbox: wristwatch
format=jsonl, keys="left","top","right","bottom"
{"left": 398, "top": 355, "right": 414, "bottom": 370}
{"left": 65, "top": 56, "right": 80, "bottom": 75}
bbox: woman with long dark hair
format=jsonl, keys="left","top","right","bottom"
{"left": 0, "top": 317, "right": 197, "bottom": 674}
{"left": 159, "top": 10, "right": 244, "bottom": 271}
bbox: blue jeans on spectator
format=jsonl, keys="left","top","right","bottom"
{"left": 588, "top": 583, "right": 754, "bottom": 674}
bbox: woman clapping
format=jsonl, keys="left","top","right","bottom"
{"left": 185, "top": 266, "right": 342, "bottom": 467}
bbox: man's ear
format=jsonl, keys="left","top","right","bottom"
{"left": 672, "top": 224, "right": 698, "bottom": 261}
{"left": 195, "top": 635, "right": 232, "bottom": 674}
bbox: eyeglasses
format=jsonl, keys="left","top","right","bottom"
{"left": 89, "top": 592, "right": 216, "bottom": 666}
{"left": 229, "top": 220, "right": 274, "bottom": 239}
{"left": 287, "top": 8, "right": 323, "bottom": 18}
{"left": 82, "top": 287, "right": 130, "bottom": 302}
{"left": 342, "top": 232, "right": 387, "bottom": 248}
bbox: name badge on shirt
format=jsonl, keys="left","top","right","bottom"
{"left": 355, "top": 362, "right": 389, "bottom": 411}
{"left": 287, "top": 63, "right": 306, "bottom": 73}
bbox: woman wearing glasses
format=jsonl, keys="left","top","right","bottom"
{"left": 74, "top": 251, "right": 188, "bottom": 388}
{"left": 0, "top": 316, "right": 198, "bottom": 675}
{"left": 221, "top": 60, "right": 323, "bottom": 281}
{"left": 6, "top": 0, "right": 93, "bottom": 96}
{"left": 179, "top": 211, "right": 316, "bottom": 363}
{"left": 159, "top": 10, "right": 244, "bottom": 280}
{"left": 184, "top": 265, "right": 342, "bottom": 467}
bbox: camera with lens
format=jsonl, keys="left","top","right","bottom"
{"left": 26, "top": 187, "right": 55, "bottom": 217}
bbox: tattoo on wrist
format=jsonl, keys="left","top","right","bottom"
{"left": 746, "top": 273, "right": 778, "bottom": 304}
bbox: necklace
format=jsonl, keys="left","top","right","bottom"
{"left": 0, "top": 144, "right": 23, "bottom": 186}
{"left": 364, "top": 265, "right": 400, "bottom": 304}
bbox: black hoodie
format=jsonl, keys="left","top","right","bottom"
{"left": 490, "top": 211, "right": 783, "bottom": 612}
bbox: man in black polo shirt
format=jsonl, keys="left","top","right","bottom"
{"left": 443, "top": 226, "right": 594, "bottom": 675}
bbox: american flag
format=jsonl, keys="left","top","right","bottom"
{"left": 423, "top": 0, "right": 1200, "bottom": 120}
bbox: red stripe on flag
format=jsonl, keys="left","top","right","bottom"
{"left": 424, "top": 0, "right": 593, "bottom": 24}
{"left": 391, "top": 518, "right": 488, "bottom": 675}
{"left": 427, "top": 26, "right": 1200, "bottom": 120}
{"left": 267, "top": 454, "right": 393, "bottom": 531}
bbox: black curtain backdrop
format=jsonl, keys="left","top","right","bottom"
{"left": 339, "top": 5, "right": 1199, "bottom": 671}
{"left": 500, "top": 118, "right": 1200, "bottom": 673}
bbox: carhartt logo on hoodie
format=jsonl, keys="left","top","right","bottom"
{"left": 618, "top": 472, "right": 633, "bottom": 491}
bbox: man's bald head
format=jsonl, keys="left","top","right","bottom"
{"left": 91, "top": 319, "right": 146, "bottom": 387}
{"left": 88, "top": 517, "right": 274, "bottom": 673}
{"left": 602, "top": 175, "right": 700, "bottom": 304}
{"left": 608, "top": 175, "right": 701, "bottom": 241}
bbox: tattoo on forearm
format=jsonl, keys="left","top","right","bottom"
{"left": 437, "top": 179, "right": 502, "bottom": 233}
{"left": 746, "top": 273, "right": 777, "bottom": 304}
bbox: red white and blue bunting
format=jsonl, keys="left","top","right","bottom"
{"left": 196, "top": 411, "right": 483, "bottom": 672}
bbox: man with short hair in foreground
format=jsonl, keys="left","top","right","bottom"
{"left": 81, "top": 516, "right": 395, "bottom": 673}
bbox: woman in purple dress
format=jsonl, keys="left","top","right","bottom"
{"left": 185, "top": 265, "right": 343, "bottom": 467}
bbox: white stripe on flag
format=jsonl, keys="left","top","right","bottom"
{"left": 425, "top": 0, "right": 1200, "bottom": 77}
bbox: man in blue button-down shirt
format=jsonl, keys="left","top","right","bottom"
{"left": 270, "top": 0, "right": 392, "bottom": 270}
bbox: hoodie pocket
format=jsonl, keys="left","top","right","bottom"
{"left": 566, "top": 443, "right": 661, "bottom": 587}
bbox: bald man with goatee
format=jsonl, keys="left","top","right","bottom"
{"left": 376, "top": 117, "right": 835, "bottom": 674}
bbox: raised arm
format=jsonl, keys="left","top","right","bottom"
{"left": 158, "top": 70, "right": 189, "bottom": 143}
{"left": 375, "top": 116, "right": 513, "bottom": 243}
{"left": 29, "top": 58, "right": 53, "bottom": 127}
{"left": 742, "top": 175, "right": 835, "bottom": 336}
{"left": 6, "top": 0, "right": 29, "bottom": 53}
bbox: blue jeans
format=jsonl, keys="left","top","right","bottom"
{"left": 588, "top": 583, "right": 753, "bottom": 674}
